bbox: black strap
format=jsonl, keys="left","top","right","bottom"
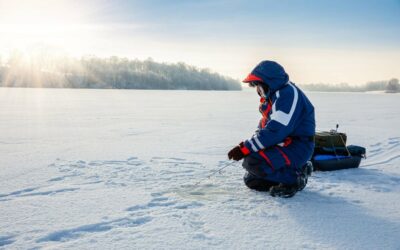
{"left": 291, "top": 136, "right": 315, "bottom": 142}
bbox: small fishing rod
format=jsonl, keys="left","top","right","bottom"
{"left": 192, "top": 160, "right": 237, "bottom": 186}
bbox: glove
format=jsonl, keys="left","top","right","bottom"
{"left": 228, "top": 146, "right": 244, "bottom": 161}
{"left": 228, "top": 142, "right": 249, "bottom": 161}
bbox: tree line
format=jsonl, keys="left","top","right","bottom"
{"left": 0, "top": 52, "right": 241, "bottom": 91}
{"left": 299, "top": 79, "right": 399, "bottom": 93}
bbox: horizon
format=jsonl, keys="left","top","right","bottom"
{"left": 0, "top": 0, "right": 399, "bottom": 85}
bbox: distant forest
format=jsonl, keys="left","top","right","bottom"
{"left": 299, "top": 78, "right": 400, "bottom": 93}
{"left": 0, "top": 52, "right": 241, "bottom": 90}
{"left": 0, "top": 51, "right": 398, "bottom": 92}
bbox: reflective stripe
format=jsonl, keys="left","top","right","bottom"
{"left": 270, "top": 82, "right": 298, "bottom": 126}
{"left": 247, "top": 139, "right": 258, "bottom": 152}
{"left": 253, "top": 136, "right": 264, "bottom": 149}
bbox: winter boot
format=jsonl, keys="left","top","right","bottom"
{"left": 269, "top": 183, "right": 298, "bottom": 198}
{"left": 297, "top": 161, "right": 313, "bottom": 191}
{"left": 243, "top": 172, "right": 278, "bottom": 192}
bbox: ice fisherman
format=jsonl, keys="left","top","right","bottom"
{"left": 228, "top": 60, "right": 315, "bottom": 198}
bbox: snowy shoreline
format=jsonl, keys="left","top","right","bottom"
{"left": 2, "top": 86, "right": 400, "bottom": 94}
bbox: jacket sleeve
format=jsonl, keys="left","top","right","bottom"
{"left": 244, "top": 84, "right": 302, "bottom": 153}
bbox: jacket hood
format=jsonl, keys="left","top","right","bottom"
{"left": 248, "top": 61, "right": 289, "bottom": 92}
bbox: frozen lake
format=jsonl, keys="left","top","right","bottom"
{"left": 1, "top": 87, "right": 399, "bottom": 249}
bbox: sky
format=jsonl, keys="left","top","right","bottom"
{"left": 0, "top": 0, "right": 399, "bottom": 85}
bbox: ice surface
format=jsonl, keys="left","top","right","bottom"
{"left": 0, "top": 88, "right": 399, "bottom": 249}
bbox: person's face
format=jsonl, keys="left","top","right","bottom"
{"left": 257, "top": 85, "right": 267, "bottom": 98}
{"left": 249, "top": 81, "right": 269, "bottom": 98}
{"left": 248, "top": 81, "right": 260, "bottom": 88}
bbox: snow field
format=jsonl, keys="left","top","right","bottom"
{"left": 0, "top": 88, "right": 399, "bottom": 249}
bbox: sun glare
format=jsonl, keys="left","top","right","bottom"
{"left": 0, "top": 0, "right": 96, "bottom": 54}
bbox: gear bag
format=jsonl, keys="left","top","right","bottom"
{"left": 315, "top": 131, "right": 347, "bottom": 148}
{"left": 312, "top": 125, "right": 366, "bottom": 171}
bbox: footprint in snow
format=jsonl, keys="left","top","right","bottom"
{"left": 126, "top": 195, "right": 177, "bottom": 212}
{"left": 47, "top": 157, "right": 147, "bottom": 187}
{"left": 150, "top": 157, "right": 202, "bottom": 166}
{"left": 0, "top": 187, "right": 40, "bottom": 198}
{"left": 0, "top": 187, "right": 79, "bottom": 202}
{"left": 126, "top": 191, "right": 203, "bottom": 214}
{"left": 366, "top": 138, "right": 400, "bottom": 159}
{"left": 37, "top": 216, "right": 152, "bottom": 243}
{"left": 0, "top": 235, "right": 16, "bottom": 247}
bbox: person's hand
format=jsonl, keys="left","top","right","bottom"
{"left": 228, "top": 146, "right": 244, "bottom": 161}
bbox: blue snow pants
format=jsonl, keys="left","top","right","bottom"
{"left": 242, "top": 139, "right": 314, "bottom": 187}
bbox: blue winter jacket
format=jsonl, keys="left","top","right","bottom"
{"left": 242, "top": 61, "right": 315, "bottom": 183}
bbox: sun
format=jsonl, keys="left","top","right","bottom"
{"left": 0, "top": 0, "right": 96, "bottom": 55}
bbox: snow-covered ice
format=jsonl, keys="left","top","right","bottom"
{"left": 0, "top": 88, "right": 399, "bottom": 249}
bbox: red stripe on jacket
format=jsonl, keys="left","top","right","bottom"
{"left": 260, "top": 100, "right": 272, "bottom": 128}
{"left": 258, "top": 150, "right": 275, "bottom": 171}
{"left": 275, "top": 147, "right": 291, "bottom": 166}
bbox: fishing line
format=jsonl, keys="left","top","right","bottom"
{"left": 192, "top": 160, "right": 237, "bottom": 186}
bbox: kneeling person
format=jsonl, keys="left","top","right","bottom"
{"left": 228, "top": 61, "right": 315, "bottom": 198}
